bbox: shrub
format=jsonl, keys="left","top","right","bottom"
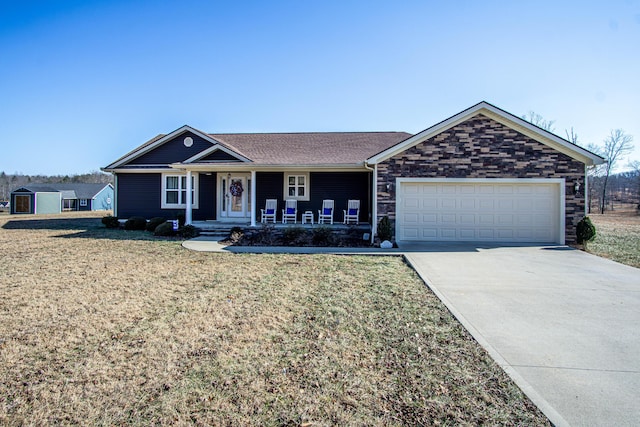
{"left": 101, "top": 215, "right": 120, "bottom": 229}
{"left": 154, "top": 221, "right": 176, "bottom": 237}
{"left": 255, "top": 223, "right": 277, "bottom": 245}
{"left": 312, "top": 226, "right": 333, "bottom": 246}
{"left": 576, "top": 216, "right": 597, "bottom": 247}
{"left": 176, "top": 212, "right": 186, "bottom": 228}
{"left": 124, "top": 216, "right": 147, "bottom": 231}
{"left": 179, "top": 224, "right": 199, "bottom": 239}
{"left": 377, "top": 216, "right": 393, "bottom": 241}
{"left": 146, "top": 217, "right": 167, "bottom": 232}
{"left": 282, "top": 226, "right": 308, "bottom": 246}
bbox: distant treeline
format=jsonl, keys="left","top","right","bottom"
{"left": 0, "top": 171, "right": 113, "bottom": 200}
{"left": 588, "top": 169, "right": 640, "bottom": 213}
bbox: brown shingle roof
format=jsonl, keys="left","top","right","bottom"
{"left": 207, "top": 132, "right": 412, "bottom": 165}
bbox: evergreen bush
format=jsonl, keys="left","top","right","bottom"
{"left": 124, "top": 216, "right": 147, "bottom": 230}
{"left": 377, "top": 216, "right": 393, "bottom": 241}
{"left": 312, "top": 226, "right": 333, "bottom": 246}
{"left": 154, "top": 222, "right": 176, "bottom": 236}
{"left": 146, "top": 217, "right": 167, "bottom": 232}
{"left": 576, "top": 216, "right": 596, "bottom": 247}
{"left": 282, "top": 226, "right": 308, "bottom": 246}
{"left": 179, "top": 224, "right": 199, "bottom": 239}
{"left": 101, "top": 215, "right": 120, "bottom": 229}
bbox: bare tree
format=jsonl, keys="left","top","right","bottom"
{"left": 522, "top": 111, "right": 556, "bottom": 132}
{"left": 565, "top": 127, "right": 579, "bottom": 145}
{"left": 592, "top": 129, "right": 634, "bottom": 214}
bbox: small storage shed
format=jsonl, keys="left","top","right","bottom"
{"left": 10, "top": 183, "right": 114, "bottom": 214}
{"left": 10, "top": 185, "right": 61, "bottom": 214}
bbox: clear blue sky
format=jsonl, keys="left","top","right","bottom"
{"left": 1, "top": 0, "right": 639, "bottom": 175}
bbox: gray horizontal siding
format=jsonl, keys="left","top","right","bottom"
{"left": 255, "top": 171, "right": 370, "bottom": 223}
{"left": 116, "top": 172, "right": 216, "bottom": 220}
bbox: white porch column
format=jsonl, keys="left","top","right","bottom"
{"left": 185, "top": 170, "right": 193, "bottom": 225}
{"left": 250, "top": 170, "right": 256, "bottom": 227}
{"left": 371, "top": 164, "right": 378, "bottom": 243}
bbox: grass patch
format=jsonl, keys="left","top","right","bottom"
{"left": 588, "top": 210, "right": 640, "bottom": 268}
{"left": 0, "top": 213, "right": 549, "bottom": 425}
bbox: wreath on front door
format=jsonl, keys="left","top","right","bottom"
{"left": 230, "top": 180, "right": 244, "bottom": 197}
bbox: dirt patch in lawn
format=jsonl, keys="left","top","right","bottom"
{"left": 0, "top": 213, "right": 549, "bottom": 425}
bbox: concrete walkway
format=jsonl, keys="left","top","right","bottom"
{"left": 183, "top": 237, "right": 640, "bottom": 426}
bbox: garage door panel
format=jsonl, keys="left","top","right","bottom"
{"left": 404, "top": 184, "right": 420, "bottom": 194}
{"left": 478, "top": 214, "right": 494, "bottom": 225}
{"left": 441, "top": 198, "right": 457, "bottom": 209}
{"left": 441, "top": 229, "right": 457, "bottom": 238}
{"left": 460, "top": 198, "right": 476, "bottom": 209}
{"left": 478, "top": 185, "right": 495, "bottom": 194}
{"left": 459, "top": 185, "right": 476, "bottom": 194}
{"left": 479, "top": 199, "right": 495, "bottom": 210}
{"left": 404, "top": 197, "right": 420, "bottom": 209}
{"left": 421, "top": 228, "right": 437, "bottom": 239}
{"left": 478, "top": 229, "right": 495, "bottom": 239}
{"left": 441, "top": 214, "right": 456, "bottom": 224}
{"left": 398, "top": 181, "right": 560, "bottom": 243}
{"left": 422, "top": 213, "right": 437, "bottom": 224}
{"left": 423, "top": 199, "right": 437, "bottom": 209}
{"left": 459, "top": 214, "right": 475, "bottom": 225}
{"left": 496, "top": 214, "right": 514, "bottom": 225}
{"left": 402, "top": 227, "right": 419, "bottom": 239}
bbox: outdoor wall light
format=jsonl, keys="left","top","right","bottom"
{"left": 574, "top": 181, "right": 581, "bottom": 194}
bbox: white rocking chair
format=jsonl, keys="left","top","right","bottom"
{"left": 282, "top": 199, "right": 297, "bottom": 224}
{"left": 318, "top": 199, "right": 334, "bottom": 224}
{"left": 261, "top": 199, "right": 277, "bottom": 223}
{"left": 343, "top": 199, "right": 360, "bottom": 224}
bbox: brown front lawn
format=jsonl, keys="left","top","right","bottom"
{"left": 588, "top": 206, "right": 640, "bottom": 268}
{"left": 0, "top": 212, "right": 549, "bottom": 425}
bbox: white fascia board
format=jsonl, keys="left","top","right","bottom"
{"left": 107, "top": 125, "right": 218, "bottom": 169}
{"left": 479, "top": 106, "right": 605, "bottom": 166}
{"left": 171, "top": 163, "right": 369, "bottom": 172}
{"left": 367, "top": 101, "right": 605, "bottom": 166}
{"left": 104, "top": 167, "right": 175, "bottom": 173}
{"left": 183, "top": 144, "right": 251, "bottom": 163}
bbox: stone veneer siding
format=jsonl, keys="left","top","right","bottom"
{"left": 377, "top": 114, "right": 586, "bottom": 244}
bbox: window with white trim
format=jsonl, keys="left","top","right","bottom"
{"left": 161, "top": 173, "right": 199, "bottom": 209}
{"left": 285, "top": 173, "right": 309, "bottom": 201}
{"left": 79, "top": 199, "right": 88, "bottom": 207}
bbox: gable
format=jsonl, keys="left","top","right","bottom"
{"left": 200, "top": 149, "right": 244, "bottom": 162}
{"left": 128, "top": 131, "right": 213, "bottom": 165}
{"left": 368, "top": 102, "right": 604, "bottom": 166}
{"left": 382, "top": 114, "right": 584, "bottom": 176}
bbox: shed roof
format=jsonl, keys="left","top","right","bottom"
{"left": 11, "top": 183, "right": 111, "bottom": 199}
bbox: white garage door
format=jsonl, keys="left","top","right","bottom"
{"left": 397, "top": 180, "right": 562, "bottom": 243}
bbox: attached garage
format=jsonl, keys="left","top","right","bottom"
{"left": 396, "top": 179, "right": 563, "bottom": 244}
{"left": 368, "top": 102, "right": 605, "bottom": 245}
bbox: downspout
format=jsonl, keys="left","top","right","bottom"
{"left": 113, "top": 174, "right": 118, "bottom": 217}
{"left": 584, "top": 164, "right": 589, "bottom": 217}
{"left": 185, "top": 170, "right": 193, "bottom": 225}
{"left": 364, "top": 161, "right": 377, "bottom": 244}
{"left": 250, "top": 170, "right": 256, "bottom": 227}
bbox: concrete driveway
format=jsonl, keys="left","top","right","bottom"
{"left": 404, "top": 244, "right": 640, "bottom": 427}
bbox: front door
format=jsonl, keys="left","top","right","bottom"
{"left": 219, "top": 173, "right": 251, "bottom": 219}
